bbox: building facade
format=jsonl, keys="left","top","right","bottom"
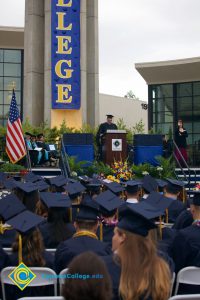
{"left": 136, "top": 57, "right": 200, "bottom": 165}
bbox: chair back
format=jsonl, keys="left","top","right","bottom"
{"left": 58, "top": 268, "right": 69, "bottom": 295}
{"left": 174, "top": 267, "right": 200, "bottom": 295}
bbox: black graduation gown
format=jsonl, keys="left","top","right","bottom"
{"left": 0, "top": 228, "right": 17, "bottom": 247}
{"left": 168, "top": 199, "right": 185, "bottom": 223}
{"left": 102, "top": 255, "right": 121, "bottom": 300}
{"left": 172, "top": 209, "right": 193, "bottom": 230}
{"left": 0, "top": 245, "right": 10, "bottom": 272}
{"left": 55, "top": 235, "right": 111, "bottom": 274}
{"left": 171, "top": 224, "right": 200, "bottom": 273}
{"left": 5, "top": 251, "right": 55, "bottom": 300}
{"left": 97, "top": 223, "right": 115, "bottom": 248}
{"left": 96, "top": 122, "right": 118, "bottom": 145}
{"left": 39, "top": 221, "right": 75, "bottom": 249}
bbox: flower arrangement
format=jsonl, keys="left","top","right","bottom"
{"left": 194, "top": 183, "right": 200, "bottom": 190}
{"left": 106, "top": 160, "right": 133, "bottom": 182}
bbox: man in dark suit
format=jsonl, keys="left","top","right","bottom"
{"left": 54, "top": 195, "right": 111, "bottom": 273}
{"left": 96, "top": 114, "right": 118, "bottom": 160}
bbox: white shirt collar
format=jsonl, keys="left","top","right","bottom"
{"left": 126, "top": 198, "right": 138, "bottom": 204}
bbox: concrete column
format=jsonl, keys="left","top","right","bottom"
{"left": 23, "top": 0, "right": 45, "bottom": 126}
{"left": 44, "top": 0, "right": 51, "bottom": 126}
{"left": 86, "top": 0, "right": 99, "bottom": 127}
{"left": 80, "top": 0, "right": 87, "bottom": 124}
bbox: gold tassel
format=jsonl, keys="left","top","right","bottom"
{"left": 18, "top": 234, "right": 22, "bottom": 264}
{"left": 159, "top": 216, "right": 162, "bottom": 240}
{"left": 0, "top": 221, "right": 3, "bottom": 234}
{"left": 165, "top": 209, "right": 169, "bottom": 224}
{"left": 99, "top": 222, "right": 103, "bottom": 241}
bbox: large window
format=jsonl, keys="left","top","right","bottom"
{"left": 149, "top": 81, "right": 200, "bottom": 166}
{"left": 0, "top": 49, "right": 23, "bottom": 126}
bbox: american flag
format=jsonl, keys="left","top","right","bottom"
{"left": 6, "top": 89, "right": 26, "bottom": 163}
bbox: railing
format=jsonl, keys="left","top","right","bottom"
{"left": 172, "top": 139, "right": 196, "bottom": 189}
{"left": 60, "top": 136, "right": 71, "bottom": 178}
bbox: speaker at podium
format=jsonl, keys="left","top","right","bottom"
{"left": 133, "top": 134, "right": 163, "bottom": 166}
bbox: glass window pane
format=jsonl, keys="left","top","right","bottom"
{"left": 4, "top": 77, "right": 21, "bottom": 91}
{"left": 0, "top": 63, "right": 3, "bottom": 76}
{"left": 0, "top": 50, "right": 3, "bottom": 62}
{"left": 177, "top": 111, "right": 192, "bottom": 123}
{"left": 182, "top": 122, "right": 192, "bottom": 134}
{"left": 3, "top": 105, "right": 10, "bottom": 119}
{"left": 153, "top": 123, "right": 173, "bottom": 135}
{"left": 0, "top": 105, "right": 3, "bottom": 117}
{"left": 177, "top": 83, "right": 192, "bottom": 97}
{"left": 155, "top": 85, "right": 173, "bottom": 98}
{"left": 193, "top": 82, "right": 200, "bottom": 96}
{"left": 153, "top": 97, "right": 173, "bottom": 113}
{"left": 193, "top": 96, "right": 200, "bottom": 110}
{"left": 4, "top": 63, "right": 21, "bottom": 77}
{"left": 193, "top": 122, "right": 200, "bottom": 133}
{"left": 193, "top": 134, "right": 200, "bottom": 144}
{"left": 177, "top": 97, "right": 192, "bottom": 111}
{"left": 0, "top": 77, "right": 3, "bottom": 90}
{"left": 153, "top": 111, "right": 173, "bottom": 123}
{"left": 0, "top": 91, "right": 3, "bottom": 104}
{"left": 4, "top": 91, "right": 21, "bottom": 105}
{"left": 4, "top": 50, "right": 21, "bottom": 63}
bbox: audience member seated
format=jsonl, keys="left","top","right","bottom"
{"left": 62, "top": 251, "right": 112, "bottom": 300}
{"left": 113, "top": 205, "right": 171, "bottom": 300}
{"left": 5, "top": 210, "right": 54, "bottom": 300}
{"left": 55, "top": 195, "right": 111, "bottom": 273}
{"left": 170, "top": 193, "right": 200, "bottom": 274}
{"left": 39, "top": 192, "right": 75, "bottom": 248}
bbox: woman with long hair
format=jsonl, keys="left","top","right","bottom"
{"left": 175, "top": 119, "right": 188, "bottom": 165}
{"left": 62, "top": 251, "right": 113, "bottom": 300}
{"left": 112, "top": 207, "right": 171, "bottom": 300}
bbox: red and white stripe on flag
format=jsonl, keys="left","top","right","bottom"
{"left": 6, "top": 90, "right": 26, "bottom": 164}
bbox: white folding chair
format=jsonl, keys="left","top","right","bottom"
{"left": 1, "top": 267, "right": 58, "bottom": 300}
{"left": 17, "top": 297, "right": 64, "bottom": 300}
{"left": 58, "top": 268, "right": 69, "bottom": 295}
{"left": 3, "top": 248, "right": 12, "bottom": 255}
{"left": 170, "top": 272, "right": 176, "bottom": 297}
{"left": 174, "top": 267, "right": 200, "bottom": 295}
{"left": 169, "top": 295, "right": 200, "bottom": 300}
{"left": 45, "top": 249, "right": 57, "bottom": 256}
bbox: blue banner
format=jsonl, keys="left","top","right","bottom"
{"left": 51, "top": 0, "right": 80, "bottom": 109}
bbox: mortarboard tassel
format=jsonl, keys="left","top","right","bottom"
{"left": 165, "top": 208, "right": 169, "bottom": 224}
{"left": 18, "top": 234, "right": 23, "bottom": 264}
{"left": 99, "top": 222, "right": 103, "bottom": 241}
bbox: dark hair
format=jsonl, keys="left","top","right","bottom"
{"left": 165, "top": 184, "right": 181, "bottom": 195}
{"left": 76, "top": 220, "right": 98, "bottom": 231}
{"left": 12, "top": 229, "right": 45, "bottom": 267}
{"left": 46, "top": 208, "right": 73, "bottom": 245}
{"left": 62, "top": 252, "right": 112, "bottom": 300}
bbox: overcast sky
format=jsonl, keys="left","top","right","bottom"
{"left": 0, "top": 0, "right": 200, "bottom": 101}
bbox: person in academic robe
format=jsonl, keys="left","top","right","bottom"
{"left": 113, "top": 205, "right": 171, "bottom": 300}
{"left": 38, "top": 192, "right": 75, "bottom": 248}
{"left": 95, "top": 190, "right": 122, "bottom": 247}
{"left": 174, "top": 119, "right": 188, "bottom": 165}
{"left": 5, "top": 210, "right": 54, "bottom": 300}
{"left": 54, "top": 195, "right": 111, "bottom": 274}
{"left": 96, "top": 114, "right": 118, "bottom": 160}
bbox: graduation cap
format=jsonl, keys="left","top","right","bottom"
{"left": 117, "top": 204, "right": 157, "bottom": 237}
{"left": 0, "top": 194, "right": 26, "bottom": 221}
{"left": 24, "top": 172, "right": 43, "bottom": 183}
{"left": 142, "top": 175, "right": 158, "bottom": 193}
{"left": 126, "top": 201, "right": 163, "bottom": 220}
{"left": 75, "top": 195, "right": 100, "bottom": 221}
{"left": 25, "top": 132, "right": 32, "bottom": 136}
{"left": 156, "top": 179, "right": 167, "bottom": 188}
{"left": 47, "top": 175, "right": 68, "bottom": 187}
{"left": 126, "top": 180, "right": 141, "bottom": 194}
{"left": 65, "top": 182, "right": 86, "bottom": 198}
{"left": 3, "top": 178, "right": 17, "bottom": 190}
{"left": 105, "top": 182, "right": 124, "bottom": 194}
{"left": 144, "top": 192, "right": 174, "bottom": 213}
{"left": 106, "top": 114, "right": 114, "bottom": 118}
{"left": 35, "top": 180, "right": 49, "bottom": 192}
{"left": 95, "top": 190, "right": 122, "bottom": 217}
{"left": 166, "top": 178, "right": 185, "bottom": 189}
{"left": 14, "top": 181, "right": 39, "bottom": 193}
{"left": 190, "top": 192, "right": 200, "bottom": 206}
{"left": 40, "top": 192, "right": 71, "bottom": 208}
{"left": 37, "top": 133, "right": 44, "bottom": 139}
{"left": 7, "top": 210, "right": 45, "bottom": 263}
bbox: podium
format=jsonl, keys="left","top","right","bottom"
{"left": 102, "top": 130, "right": 127, "bottom": 165}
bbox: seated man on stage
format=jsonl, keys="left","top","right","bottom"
{"left": 96, "top": 114, "right": 118, "bottom": 160}
{"left": 36, "top": 133, "right": 58, "bottom": 166}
